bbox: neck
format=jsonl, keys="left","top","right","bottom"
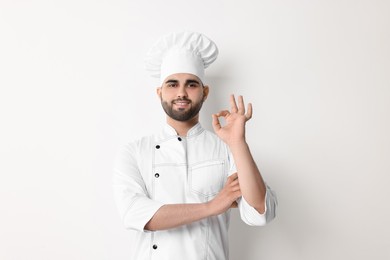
{"left": 166, "top": 115, "right": 199, "bottom": 136}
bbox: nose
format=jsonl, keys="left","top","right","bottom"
{"left": 177, "top": 85, "right": 188, "bottom": 98}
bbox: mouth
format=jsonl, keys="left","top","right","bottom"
{"left": 173, "top": 100, "right": 191, "bottom": 109}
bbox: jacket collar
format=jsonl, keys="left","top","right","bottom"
{"left": 163, "top": 122, "right": 204, "bottom": 138}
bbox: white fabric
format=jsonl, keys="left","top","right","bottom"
{"left": 145, "top": 31, "right": 219, "bottom": 85}
{"left": 113, "top": 123, "right": 277, "bottom": 260}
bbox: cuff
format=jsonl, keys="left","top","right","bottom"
{"left": 122, "top": 195, "right": 164, "bottom": 232}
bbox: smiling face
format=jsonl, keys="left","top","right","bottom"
{"left": 157, "top": 73, "right": 209, "bottom": 122}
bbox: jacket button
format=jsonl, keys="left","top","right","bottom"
{"left": 155, "top": 145, "right": 160, "bottom": 149}
{"left": 152, "top": 244, "right": 158, "bottom": 250}
{"left": 154, "top": 173, "right": 160, "bottom": 178}
{"left": 178, "top": 137, "right": 182, "bottom": 141}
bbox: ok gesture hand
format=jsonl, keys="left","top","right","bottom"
{"left": 212, "top": 95, "right": 253, "bottom": 146}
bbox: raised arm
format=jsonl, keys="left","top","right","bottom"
{"left": 212, "top": 95, "right": 267, "bottom": 214}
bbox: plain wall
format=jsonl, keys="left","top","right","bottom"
{"left": 1, "top": 0, "right": 389, "bottom": 259}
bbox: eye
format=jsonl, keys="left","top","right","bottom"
{"left": 167, "top": 82, "right": 178, "bottom": 88}
{"left": 188, "top": 83, "right": 199, "bottom": 88}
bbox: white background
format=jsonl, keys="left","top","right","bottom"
{"left": 1, "top": 0, "right": 389, "bottom": 259}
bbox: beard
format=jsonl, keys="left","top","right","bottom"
{"left": 161, "top": 97, "right": 204, "bottom": 122}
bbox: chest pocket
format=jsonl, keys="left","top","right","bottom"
{"left": 189, "top": 160, "right": 225, "bottom": 198}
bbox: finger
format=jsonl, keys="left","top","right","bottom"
{"left": 212, "top": 114, "right": 221, "bottom": 132}
{"left": 227, "top": 173, "right": 238, "bottom": 183}
{"left": 237, "top": 95, "right": 245, "bottom": 114}
{"left": 216, "top": 110, "right": 230, "bottom": 118}
{"left": 228, "top": 172, "right": 238, "bottom": 180}
{"left": 229, "top": 179, "right": 240, "bottom": 187}
{"left": 246, "top": 103, "right": 253, "bottom": 120}
{"left": 230, "top": 94, "right": 238, "bottom": 113}
{"left": 231, "top": 184, "right": 241, "bottom": 192}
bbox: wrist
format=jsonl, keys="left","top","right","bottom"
{"left": 205, "top": 201, "right": 217, "bottom": 217}
{"left": 227, "top": 139, "right": 248, "bottom": 150}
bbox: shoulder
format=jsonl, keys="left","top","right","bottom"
{"left": 121, "top": 133, "right": 156, "bottom": 153}
{"left": 115, "top": 134, "right": 156, "bottom": 167}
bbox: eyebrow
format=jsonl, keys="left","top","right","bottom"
{"left": 165, "top": 79, "right": 179, "bottom": 84}
{"left": 185, "top": 79, "right": 201, "bottom": 85}
{"left": 164, "top": 79, "right": 202, "bottom": 85}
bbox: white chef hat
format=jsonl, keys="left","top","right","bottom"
{"left": 145, "top": 31, "right": 218, "bottom": 85}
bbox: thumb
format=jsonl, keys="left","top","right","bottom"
{"left": 212, "top": 114, "right": 221, "bottom": 132}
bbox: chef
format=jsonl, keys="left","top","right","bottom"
{"left": 113, "top": 31, "right": 277, "bottom": 260}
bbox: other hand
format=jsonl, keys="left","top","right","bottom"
{"left": 207, "top": 173, "right": 241, "bottom": 216}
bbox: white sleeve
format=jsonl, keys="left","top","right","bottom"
{"left": 238, "top": 184, "right": 277, "bottom": 226}
{"left": 112, "top": 143, "right": 164, "bottom": 232}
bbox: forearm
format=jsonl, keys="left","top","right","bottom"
{"left": 144, "top": 203, "right": 212, "bottom": 231}
{"left": 229, "top": 141, "right": 266, "bottom": 213}
{"left": 144, "top": 172, "right": 242, "bottom": 231}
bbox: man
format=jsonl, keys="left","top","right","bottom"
{"left": 113, "top": 31, "right": 277, "bottom": 260}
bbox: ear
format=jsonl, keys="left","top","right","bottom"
{"left": 202, "top": 85, "right": 210, "bottom": 101}
{"left": 156, "top": 86, "right": 162, "bottom": 98}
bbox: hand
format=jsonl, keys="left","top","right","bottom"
{"left": 207, "top": 173, "right": 241, "bottom": 216}
{"left": 212, "top": 95, "right": 252, "bottom": 146}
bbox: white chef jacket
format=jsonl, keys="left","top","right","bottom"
{"left": 113, "top": 123, "right": 277, "bottom": 260}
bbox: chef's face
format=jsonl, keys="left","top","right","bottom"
{"left": 157, "top": 73, "right": 209, "bottom": 122}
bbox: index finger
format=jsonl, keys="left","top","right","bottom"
{"left": 237, "top": 95, "right": 245, "bottom": 114}
{"left": 227, "top": 172, "right": 238, "bottom": 182}
{"left": 230, "top": 94, "right": 238, "bottom": 113}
